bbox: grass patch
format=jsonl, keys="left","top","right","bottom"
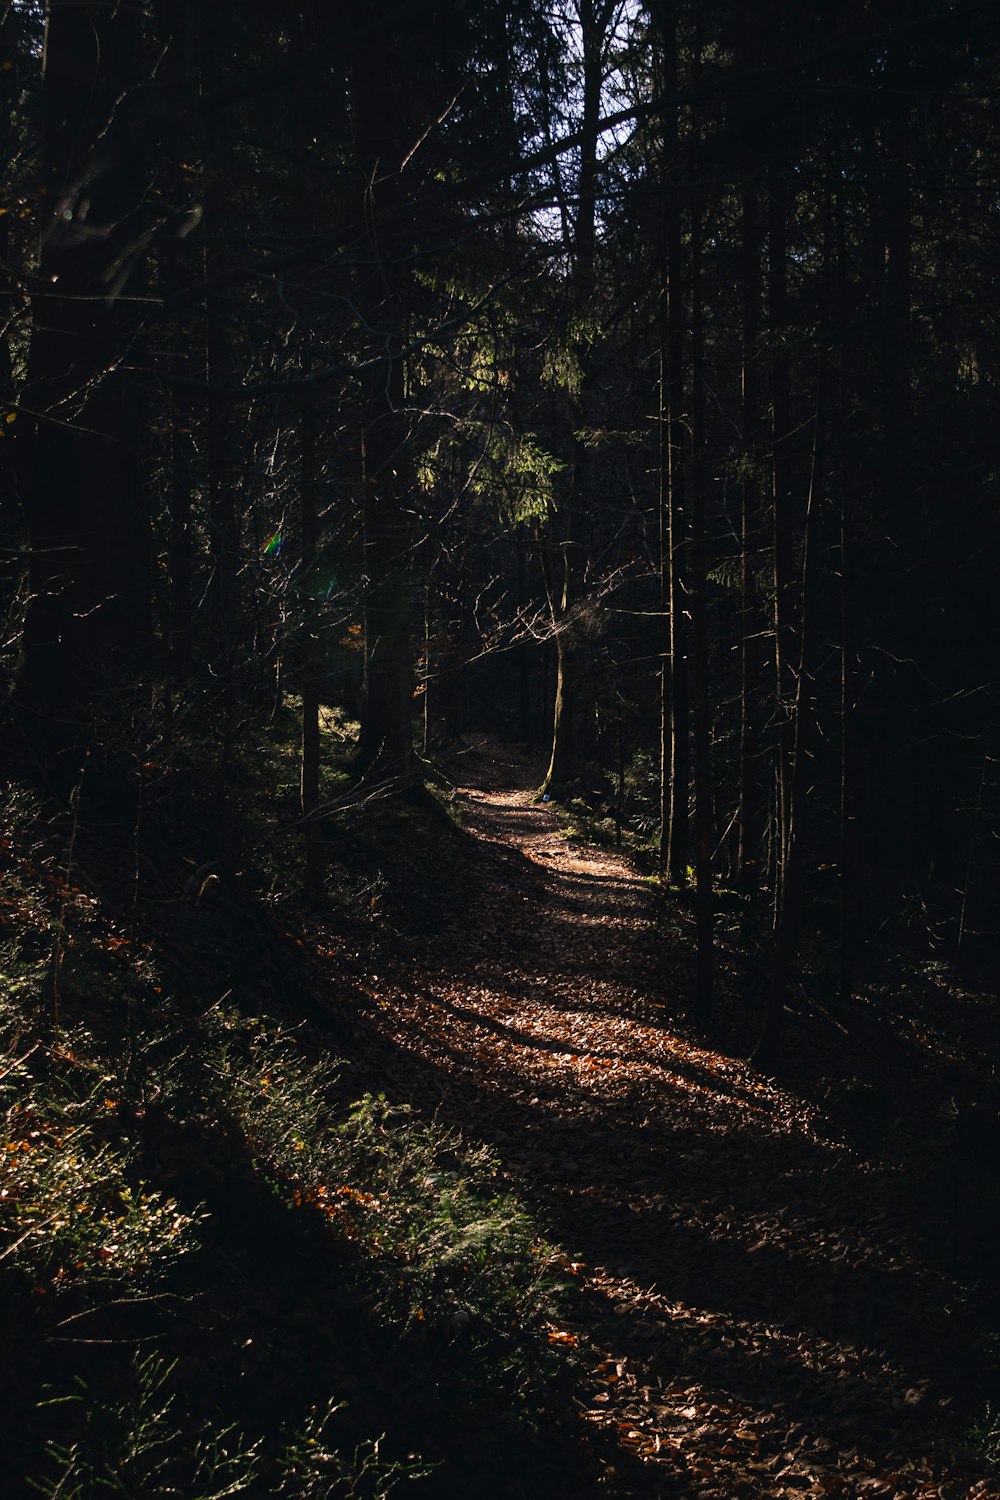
{"left": 201, "top": 1004, "right": 564, "bottom": 1389}
{"left": 1, "top": 1042, "right": 202, "bottom": 1290}
{"left": 30, "top": 1354, "right": 432, "bottom": 1499}
{"left": 0, "top": 774, "right": 572, "bottom": 1494}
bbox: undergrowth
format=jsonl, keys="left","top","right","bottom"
{"left": 1, "top": 1040, "right": 202, "bottom": 1289}
{"left": 30, "top": 1355, "right": 430, "bottom": 1499}
{"left": 0, "top": 774, "right": 569, "bottom": 1496}
{"left": 204, "top": 1008, "right": 557, "bottom": 1351}
{"left": 966, "top": 1402, "right": 1000, "bottom": 1476}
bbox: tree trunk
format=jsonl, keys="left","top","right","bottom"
{"left": 300, "top": 393, "right": 324, "bottom": 898}
{"left": 539, "top": 0, "right": 611, "bottom": 800}
{"left": 350, "top": 30, "right": 417, "bottom": 790}
{"left": 167, "top": 385, "right": 194, "bottom": 705}
{"left": 539, "top": 537, "right": 584, "bottom": 795}
{"left": 657, "top": 270, "right": 671, "bottom": 868}
{"left": 201, "top": 7, "right": 241, "bottom": 710}
{"left": 836, "top": 175, "right": 859, "bottom": 1006}
{"left": 689, "top": 185, "right": 715, "bottom": 1024}
{"left": 768, "top": 172, "right": 794, "bottom": 914}
{"left": 737, "top": 184, "right": 765, "bottom": 899}
{"left": 16, "top": 0, "right": 153, "bottom": 784}
{"left": 204, "top": 258, "right": 241, "bottom": 705}
{"left": 753, "top": 188, "right": 832, "bottom": 1069}
{"left": 357, "top": 396, "right": 417, "bottom": 787}
{"left": 650, "top": 0, "right": 689, "bottom": 886}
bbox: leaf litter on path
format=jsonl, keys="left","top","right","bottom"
{"left": 341, "top": 742, "right": 999, "bottom": 1499}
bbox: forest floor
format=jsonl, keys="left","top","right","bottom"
{"left": 5, "top": 729, "right": 999, "bottom": 1499}
{"left": 319, "top": 735, "right": 1000, "bottom": 1500}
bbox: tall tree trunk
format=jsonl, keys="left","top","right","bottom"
{"left": 541, "top": 549, "right": 584, "bottom": 795}
{"left": 516, "top": 527, "right": 533, "bottom": 742}
{"left": 836, "top": 176, "right": 859, "bottom": 1005}
{"left": 540, "top": 0, "right": 612, "bottom": 799}
{"left": 357, "top": 377, "right": 416, "bottom": 787}
{"left": 351, "top": 38, "right": 417, "bottom": 789}
{"left": 421, "top": 564, "right": 432, "bottom": 758}
{"left": 689, "top": 185, "right": 714, "bottom": 1023}
{"left": 0, "top": 10, "right": 20, "bottom": 644}
{"left": 737, "top": 184, "right": 765, "bottom": 899}
{"left": 650, "top": 0, "right": 689, "bottom": 885}
{"left": 168, "top": 394, "right": 194, "bottom": 696}
{"left": 300, "top": 393, "right": 324, "bottom": 897}
{"left": 159, "top": 0, "right": 198, "bottom": 743}
{"left": 0, "top": 11, "right": 17, "bottom": 412}
{"left": 768, "top": 172, "right": 794, "bottom": 916}
{"left": 878, "top": 94, "right": 912, "bottom": 489}
{"left": 204, "top": 261, "right": 241, "bottom": 704}
{"left": 16, "top": 0, "right": 153, "bottom": 785}
{"left": 657, "top": 254, "right": 671, "bottom": 867}
{"left": 201, "top": 7, "right": 241, "bottom": 711}
{"left": 753, "top": 188, "right": 832, "bottom": 1068}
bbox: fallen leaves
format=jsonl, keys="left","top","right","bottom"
{"left": 341, "top": 757, "right": 1000, "bottom": 1500}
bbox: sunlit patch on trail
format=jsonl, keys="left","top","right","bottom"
{"left": 568, "top": 1268, "right": 955, "bottom": 1497}
{"left": 376, "top": 976, "right": 824, "bottom": 1142}
{"left": 340, "top": 760, "right": 994, "bottom": 1500}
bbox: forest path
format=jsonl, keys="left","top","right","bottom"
{"left": 355, "top": 739, "right": 994, "bottom": 1500}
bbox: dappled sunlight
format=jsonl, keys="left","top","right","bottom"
{"left": 569, "top": 1266, "right": 946, "bottom": 1496}
{"left": 372, "top": 979, "right": 815, "bottom": 1127}
{"left": 342, "top": 755, "right": 995, "bottom": 1499}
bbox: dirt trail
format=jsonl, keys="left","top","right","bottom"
{"left": 356, "top": 741, "right": 995, "bottom": 1499}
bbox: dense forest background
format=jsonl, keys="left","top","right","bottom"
{"left": 5, "top": 0, "right": 1000, "bottom": 1039}
{"left": 3, "top": 0, "right": 1000, "bottom": 1495}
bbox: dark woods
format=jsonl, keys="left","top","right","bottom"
{"left": 3, "top": 0, "right": 999, "bottom": 1061}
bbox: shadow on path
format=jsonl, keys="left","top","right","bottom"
{"left": 343, "top": 738, "right": 995, "bottom": 1499}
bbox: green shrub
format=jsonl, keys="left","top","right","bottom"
{"left": 276, "top": 1400, "right": 433, "bottom": 1498}
{"left": 965, "top": 1402, "right": 1000, "bottom": 1475}
{"left": 30, "top": 1354, "right": 261, "bottom": 1499}
{"left": 31, "top": 1361, "right": 429, "bottom": 1500}
{"left": 0, "top": 1043, "right": 202, "bottom": 1290}
{"left": 201, "top": 1010, "right": 561, "bottom": 1387}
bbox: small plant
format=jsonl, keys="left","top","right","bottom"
{"left": 0, "top": 1042, "right": 202, "bottom": 1289}
{"left": 330, "top": 1092, "right": 553, "bottom": 1340}
{"left": 31, "top": 1366, "right": 430, "bottom": 1500}
{"left": 30, "top": 1354, "right": 262, "bottom": 1499}
{"left": 200, "top": 1012, "right": 563, "bottom": 1392}
{"left": 966, "top": 1402, "right": 1000, "bottom": 1474}
{"left": 276, "top": 1400, "right": 433, "bottom": 1498}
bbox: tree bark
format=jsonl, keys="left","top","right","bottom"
{"left": 768, "top": 172, "right": 794, "bottom": 914}
{"left": 753, "top": 188, "right": 832, "bottom": 1069}
{"left": 650, "top": 0, "right": 690, "bottom": 886}
{"left": 350, "top": 37, "right": 417, "bottom": 789}
{"left": 16, "top": 0, "right": 154, "bottom": 782}
{"left": 201, "top": 6, "right": 242, "bottom": 710}
{"left": 689, "top": 185, "right": 714, "bottom": 1023}
{"left": 836, "top": 175, "right": 859, "bottom": 1006}
{"left": 737, "top": 184, "right": 765, "bottom": 899}
{"left": 540, "top": 0, "right": 612, "bottom": 800}
{"left": 300, "top": 393, "right": 324, "bottom": 897}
